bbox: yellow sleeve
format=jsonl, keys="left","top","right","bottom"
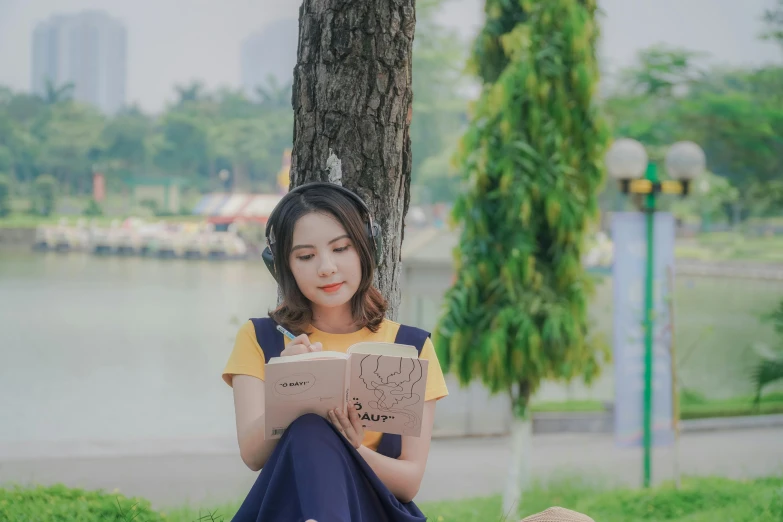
{"left": 420, "top": 337, "right": 449, "bottom": 402}
{"left": 222, "top": 320, "right": 266, "bottom": 387}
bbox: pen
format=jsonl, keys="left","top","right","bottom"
{"left": 276, "top": 324, "right": 297, "bottom": 341}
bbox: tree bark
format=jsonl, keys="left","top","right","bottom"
{"left": 290, "top": 0, "right": 416, "bottom": 321}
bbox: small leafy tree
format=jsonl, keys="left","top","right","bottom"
{"left": 434, "top": 0, "right": 609, "bottom": 514}
{"left": 0, "top": 173, "right": 11, "bottom": 217}
{"left": 32, "top": 174, "right": 58, "bottom": 217}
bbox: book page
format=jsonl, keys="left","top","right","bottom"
{"left": 266, "top": 351, "right": 347, "bottom": 364}
{"left": 264, "top": 357, "right": 346, "bottom": 439}
{"left": 347, "top": 350, "right": 428, "bottom": 437}
{"left": 347, "top": 342, "right": 418, "bottom": 358}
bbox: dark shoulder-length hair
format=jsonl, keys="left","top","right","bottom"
{"left": 267, "top": 184, "right": 387, "bottom": 334}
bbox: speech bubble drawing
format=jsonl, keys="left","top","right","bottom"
{"left": 274, "top": 373, "right": 316, "bottom": 396}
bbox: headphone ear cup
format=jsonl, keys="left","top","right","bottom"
{"left": 262, "top": 246, "right": 278, "bottom": 282}
{"left": 370, "top": 222, "right": 383, "bottom": 267}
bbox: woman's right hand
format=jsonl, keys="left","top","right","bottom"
{"left": 280, "top": 334, "right": 323, "bottom": 356}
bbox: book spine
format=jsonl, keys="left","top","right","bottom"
{"left": 343, "top": 356, "right": 351, "bottom": 413}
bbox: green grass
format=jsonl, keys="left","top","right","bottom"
{"left": 0, "top": 484, "right": 162, "bottom": 521}
{"left": 531, "top": 400, "right": 606, "bottom": 412}
{"left": 0, "top": 212, "right": 204, "bottom": 228}
{"left": 154, "top": 476, "right": 783, "bottom": 522}
{"left": 675, "top": 232, "right": 783, "bottom": 263}
{"left": 161, "top": 503, "right": 242, "bottom": 522}
{"left": 530, "top": 392, "right": 783, "bottom": 419}
{"left": 0, "top": 195, "right": 205, "bottom": 228}
{"left": 4, "top": 475, "right": 781, "bottom": 521}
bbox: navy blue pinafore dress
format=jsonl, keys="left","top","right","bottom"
{"left": 231, "top": 318, "right": 430, "bottom": 522}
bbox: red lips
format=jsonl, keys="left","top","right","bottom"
{"left": 320, "top": 282, "right": 344, "bottom": 293}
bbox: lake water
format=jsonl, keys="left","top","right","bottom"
{"left": 0, "top": 251, "right": 280, "bottom": 459}
{"left": 4, "top": 249, "right": 774, "bottom": 460}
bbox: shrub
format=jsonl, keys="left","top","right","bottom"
{"left": 83, "top": 199, "right": 104, "bottom": 217}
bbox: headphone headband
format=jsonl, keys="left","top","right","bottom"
{"left": 262, "top": 182, "right": 383, "bottom": 282}
{"left": 265, "top": 182, "right": 374, "bottom": 247}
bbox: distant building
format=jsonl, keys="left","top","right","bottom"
{"left": 240, "top": 18, "right": 298, "bottom": 98}
{"left": 31, "top": 10, "right": 127, "bottom": 114}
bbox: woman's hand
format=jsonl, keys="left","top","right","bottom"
{"left": 328, "top": 404, "right": 364, "bottom": 449}
{"left": 280, "top": 333, "right": 322, "bottom": 356}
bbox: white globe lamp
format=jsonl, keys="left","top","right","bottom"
{"left": 665, "top": 141, "right": 706, "bottom": 181}
{"left": 605, "top": 138, "right": 648, "bottom": 181}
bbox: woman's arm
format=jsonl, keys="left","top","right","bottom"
{"left": 232, "top": 374, "right": 280, "bottom": 471}
{"left": 356, "top": 400, "right": 437, "bottom": 503}
{"left": 231, "top": 332, "right": 321, "bottom": 471}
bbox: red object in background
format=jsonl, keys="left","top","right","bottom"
{"left": 93, "top": 173, "right": 105, "bottom": 202}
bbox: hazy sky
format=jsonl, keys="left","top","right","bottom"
{"left": 0, "top": 0, "right": 779, "bottom": 113}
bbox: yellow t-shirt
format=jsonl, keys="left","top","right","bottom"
{"left": 222, "top": 318, "right": 449, "bottom": 451}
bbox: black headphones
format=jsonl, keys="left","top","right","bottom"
{"left": 262, "top": 182, "right": 384, "bottom": 282}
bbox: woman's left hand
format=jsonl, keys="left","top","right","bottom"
{"left": 328, "top": 404, "right": 364, "bottom": 449}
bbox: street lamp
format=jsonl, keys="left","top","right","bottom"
{"left": 605, "top": 138, "right": 705, "bottom": 489}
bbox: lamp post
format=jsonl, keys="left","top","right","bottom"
{"left": 605, "top": 139, "right": 705, "bottom": 488}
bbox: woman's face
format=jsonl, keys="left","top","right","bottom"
{"left": 287, "top": 211, "right": 362, "bottom": 311}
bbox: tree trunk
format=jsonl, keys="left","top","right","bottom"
{"left": 290, "top": 0, "right": 416, "bottom": 321}
{"left": 503, "top": 414, "right": 532, "bottom": 518}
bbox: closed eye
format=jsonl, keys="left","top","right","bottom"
{"left": 295, "top": 245, "right": 350, "bottom": 261}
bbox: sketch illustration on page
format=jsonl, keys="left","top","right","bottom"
{"left": 358, "top": 355, "right": 423, "bottom": 428}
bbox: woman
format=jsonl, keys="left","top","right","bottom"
{"left": 222, "top": 182, "right": 449, "bottom": 521}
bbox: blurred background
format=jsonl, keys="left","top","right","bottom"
{"left": 1, "top": 0, "right": 783, "bottom": 513}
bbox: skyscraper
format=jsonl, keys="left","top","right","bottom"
{"left": 241, "top": 18, "right": 298, "bottom": 98}
{"left": 31, "top": 10, "right": 127, "bottom": 114}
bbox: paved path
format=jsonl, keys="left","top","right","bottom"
{"left": 1, "top": 427, "right": 782, "bottom": 509}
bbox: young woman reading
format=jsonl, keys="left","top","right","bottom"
{"left": 222, "top": 182, "right": 449, "bottom": 521}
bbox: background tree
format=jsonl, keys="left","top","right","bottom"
{"left": 409, "top": 0, "right": 469, "bottom": 204}
{"left": 0, "top": 0, "right": 465, "bottom": 214}
{"left": 289, "top": 0, "right": 417, "bottom": 319}
{"left": 255, "top": 75, "right": 293, "bottom": 110}
{"left": 42, "top": 80, "right": 75, "bottom": 105}
{"left": 620, "top": 46, "right": 705, "bottom": 98}
{"left": 32, "top": 174, "right": 58, "bottom": 216}
{"left": 678, "top": 67, "right": 783, "bottom": 216}
{"left": 37, "top": 102, "right": 104, "bottom": 194}
{"left": 434, "top": 0, "right": 610, "bottom": 515}
{"left": 761, "top": 0, "right": 783, "bottom": 50}
{"left": 599, "top": 37, "right": 783, "bottom": 221}
{"left": 0, "top": 173, "right": 11, "bottom": 217}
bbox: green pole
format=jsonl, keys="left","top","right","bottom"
{"left": 643, "top": 163, "right": 657, "bottom": 488}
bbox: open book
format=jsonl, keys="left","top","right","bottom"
{"left": 264, "top": 342, "right": 428, "bottom": 440}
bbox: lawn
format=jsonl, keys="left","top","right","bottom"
{"left": 157, "top": 476, "right": 783, "bottom": 521}
{"left": 0, "top": 194, "right": 205, "bottom": 228}
{"left": 9, "top": 475, "right": 772, "bottom": 522}
{"left": 531, "top": 392, "right": 783, "bottom": 419}
{"left": 676, "top": 231, "right": 783, "bottom": 263}
{"left": 0, "top": 212, "right": 204, "bottom": 228}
